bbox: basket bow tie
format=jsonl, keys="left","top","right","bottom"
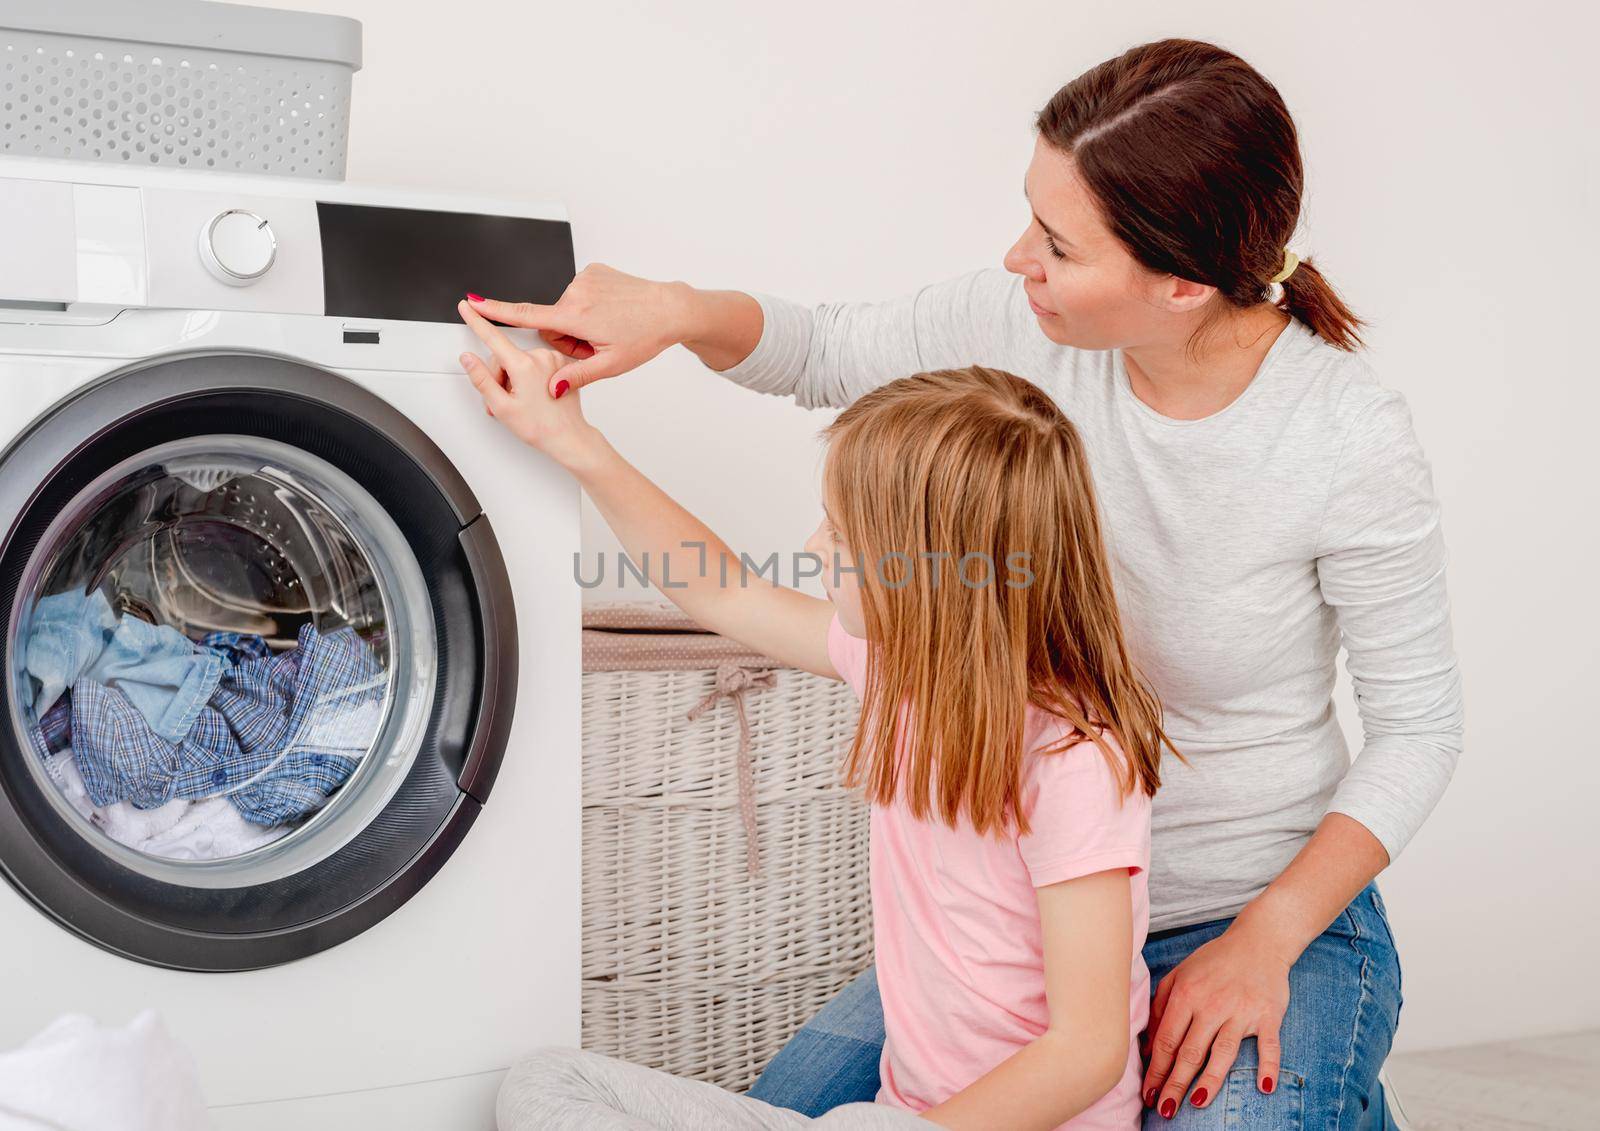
{"left": 685, "top": 663, "right": 778, "bottom": 876}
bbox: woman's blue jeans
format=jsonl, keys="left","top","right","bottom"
{"left": 747, "top": 881, "right": 1403, "bottom": 1129}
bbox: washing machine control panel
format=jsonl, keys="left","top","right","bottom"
{"left": 199, "top": 209, "right": 279, "bottom": 286}
{"left": 142, "top": 188, "right": 322, "bottom": 313}
{"left": 0, "top": 168, "right": 573, "bottom": 324}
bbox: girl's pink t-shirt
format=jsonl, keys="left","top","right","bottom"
{"left": 828, "top": 611, "right": 1151, "bottom": 1130}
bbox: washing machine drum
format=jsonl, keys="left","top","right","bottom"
{"left": 0, "top": 352, "right": 516, "bottom": 971}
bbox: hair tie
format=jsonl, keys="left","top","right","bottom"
{"left": 1268, "top": 249, "right": 1301, "bottom": 285}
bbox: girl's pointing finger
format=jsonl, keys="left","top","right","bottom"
{"left": 459, "top": 350, "right": 512, "bottom": 417}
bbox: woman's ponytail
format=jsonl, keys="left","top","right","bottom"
{"left": 1275, "top": 254, "right": 1366, "bottom": 352}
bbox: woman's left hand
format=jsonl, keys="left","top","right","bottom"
{"left": 1140, "top": 916, "right": 1294, "bottom": 1117}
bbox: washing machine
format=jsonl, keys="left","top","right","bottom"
{"left": 0, "top": 155, "right": 581, "bottom": 1127}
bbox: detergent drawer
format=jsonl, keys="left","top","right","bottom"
{"left": 0, "top": 349, "right": 516, "bottom": 971}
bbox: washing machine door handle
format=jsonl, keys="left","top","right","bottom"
{"left": 455, "top": 513, "right": 517, "bottom": 804}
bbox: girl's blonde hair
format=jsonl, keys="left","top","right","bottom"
{"left": 821, "top": 365, "right": 1175, "bottom": 837}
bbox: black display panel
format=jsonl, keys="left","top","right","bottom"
{"left": 317, "top": 202, "right": 575, "bottom": 324}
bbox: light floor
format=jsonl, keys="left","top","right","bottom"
{"left": 1385, "top": 1029, "right": 1598, "bottom": 1130}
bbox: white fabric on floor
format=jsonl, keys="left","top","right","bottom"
{"left": 0, "top": 1010, "right": 210, "bottom": 1130}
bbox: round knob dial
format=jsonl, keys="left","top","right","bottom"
{"left": 199, "top": 209, "right": 277, "bottom": 285}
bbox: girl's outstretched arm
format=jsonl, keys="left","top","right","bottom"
{"left": 457, "top": 299, "right": 839, "bottom": 679}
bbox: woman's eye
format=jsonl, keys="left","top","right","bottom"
{"left": 1043, "top": 234, "right": 1068, "bottom": 261}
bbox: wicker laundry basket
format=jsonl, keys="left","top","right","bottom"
{"left": 581, "top": 601, "right": 872, "bottom": 1093}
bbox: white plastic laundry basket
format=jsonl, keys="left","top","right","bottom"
{"left": 0, "top": 1, "right": 362, "bottom": 179}
{"left": 581, "top": 601, "right": 873, "bottom": 1092}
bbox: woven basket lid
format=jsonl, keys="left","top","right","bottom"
{"left": 581, "top": 600, "right": 784, "bottom": 673}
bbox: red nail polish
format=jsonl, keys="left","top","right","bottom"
{"left": 466, "top": 292, "right": 485, "bottom": 303}
{"left": 1191, "top": 1087, "right": 1208, "bottom": 1107}
{"left": 554, "top": 379, "right": 570, "bottom": 398}
{"left": 1144, "top": 1088, "right": 1157, "bottom": 1107}
{"left": 1159, "top": 1098, "right": 1176, "bottom": 1118}
{"left": 1262, "top": 1075, "right": 1275, "bottom": 1094}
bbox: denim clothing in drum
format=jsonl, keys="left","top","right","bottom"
{"left": 747, "top": 883, "right": 1402, "bottom": 1131}
{"left": 68, "top": 623, "right": 385, "bottom": 826}
{"left": 23, "top": 588, "right": 224, "bottom": 742}
{"left": 85, "top": 616, "right": 225, "bottom": 743}
{"left": 23, "top": 588, "right": 117, "bottom": 716}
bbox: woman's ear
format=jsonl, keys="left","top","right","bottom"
{"left": 1154, "top": 274, "right": 1216, "bottom": 315}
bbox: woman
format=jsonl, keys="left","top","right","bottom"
{"left": 464, "top": 37, "right": 1461, "bottom": 1129}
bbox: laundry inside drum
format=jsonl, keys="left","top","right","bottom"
{"left": 9, "top": 435, "right": 431, "bottom": 869}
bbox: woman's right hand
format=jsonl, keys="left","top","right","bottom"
{"left": 466, "top": 264, "right": 693, "bottom": 395}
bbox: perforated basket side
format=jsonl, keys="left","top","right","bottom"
{"left": 1, "top": 28, "right": 354, "bottom": 178}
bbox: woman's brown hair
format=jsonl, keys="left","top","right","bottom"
{"left": 1037, "top": 37, "right": 1366, "bottom": 353}
{"left": 820, "top": 365, "right": 1174, "bottom": 837}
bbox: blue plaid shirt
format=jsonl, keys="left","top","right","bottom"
{"left": 43, "top": 624, "right": 387, "bottom": 827}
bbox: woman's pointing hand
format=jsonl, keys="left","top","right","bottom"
{"left": 464, "top": 263, "right": 692, "bottom": 396}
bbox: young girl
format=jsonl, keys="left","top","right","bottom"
{"left": 459, "top": 301, "right": 1172, "bottom": 1131}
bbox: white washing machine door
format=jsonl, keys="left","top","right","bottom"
{"left": 0, "top": 349, "right": 516, "bottom": 970}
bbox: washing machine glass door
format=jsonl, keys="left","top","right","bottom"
{"left": 0, "top": 351, "right": 517, "bottom": 971}
{"left": 13, "top": 434, "right": 435, "bottom": 885}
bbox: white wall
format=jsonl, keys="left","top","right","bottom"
{"left": 285, "top": 0, "right": 1599, "bottom": 1051}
